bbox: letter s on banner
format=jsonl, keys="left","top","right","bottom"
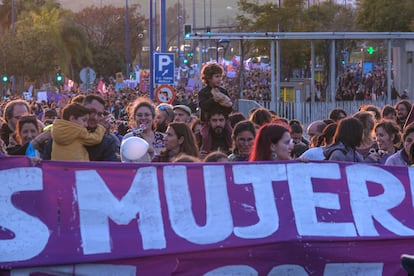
{"left": 0, "top": 168, "right": 50, "bottom": 262}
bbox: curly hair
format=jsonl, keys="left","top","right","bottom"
{"left": 200, "top": 62, "right": 224, "bottom": 85}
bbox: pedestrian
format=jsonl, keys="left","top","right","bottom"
{"left": 300, "top": 122, "right": 337, "bottom": 160}
{"left": 353, "top": 111, "right": 377, "bottom": 158}
{"left": 323, "top": 117, "right": 376, "bottom": 163}
{"left": 7, "top": 115, "right": 41, "bottom": 157}
{"left": 51, "top": 103, "right": 105, "bottom": 161}
{"left": 381, "top": 105, "right": 397, "bottom": 121}
{"left": 204, "top": 151, "right": 229, "bottom": 162}
{"left": 249, "top": 108, "right": 272, "bottom": 127}
{"left": 249, "top": 123, "right": 294, "bottom": 161}
{"left": 373, "top": 120, "right": 401, "bottom": 164}
{"left": 385, "top": 122, "right": 414, "bottom": 166}
{"left": 198, "top": 62, "right": 233, "bottom": 123}
{"left": 328, "top": 108, "right": 347, "bottom": 123}
{"left": 198, "top": 110, "right": 233, "bottom": 157}
{"left": 154, "top": 103, "right": 174, "bottom": 133}
{"left": 228, "top": 120, "right": 256, "bottom": 161}
{"left": 173, "top": 104, "right": 192, "bottom": 125}
{"left": 122, "top": 97, "right": 165, "bottom": 161}
{"left": 151, "top": 122, "right": 199, "bottom": 162}
{"left": 1, "top": 99, "right": 31, "bottom": 146}
{"left": 395, "top": 100, "right": 411, "bottom": 129}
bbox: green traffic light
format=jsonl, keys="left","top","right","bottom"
{"left": 55, "top": 73, "right": 63, "bottom": 84}
{"left": 184, "top": 59, "right": 188, "bottom": 64}
{"left": 1, "top": 75, "right": 9, "bottom": 83}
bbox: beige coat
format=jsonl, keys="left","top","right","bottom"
{"left": 51, "top": 119, "right": 105, "bottom": 161}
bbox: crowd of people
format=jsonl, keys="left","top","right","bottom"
{"left": 1, "top": 61, "right": 414, "bottom": 167}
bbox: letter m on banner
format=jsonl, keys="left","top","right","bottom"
{"left": 154, "top": 53, "right": 175, "bottom": 85}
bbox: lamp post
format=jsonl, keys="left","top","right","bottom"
{"left": 177, "top": 0, "right": 181, "bottom": 65}
{"left": 125, "top": 0, "right": 130, "bottom": 79}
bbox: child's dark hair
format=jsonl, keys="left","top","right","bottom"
{"left": 62, "top": 103, "right": 90, "bottom": 120}
{"left": 201, "top": 62, "right": 224, "bottom": 85}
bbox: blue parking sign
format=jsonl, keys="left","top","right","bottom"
{"left": 154, "top": 53, "right": 175, "bottom": 85}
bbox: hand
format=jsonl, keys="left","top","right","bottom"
{"left": 296, "top": 157, "right": 309, "bottom": 163}
{"left": 34, "top": 130, "right": 51, "bottom": 144}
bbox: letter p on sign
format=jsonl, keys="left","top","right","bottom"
{"left": 159, "top": 55, "right": 172, "bottom": 71}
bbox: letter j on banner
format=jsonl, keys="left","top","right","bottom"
{"left": 154, "top": 53, "right": 175, "bottom": 85}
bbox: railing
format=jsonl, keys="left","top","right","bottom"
{"left": 237, "top": 99, "right": 399, "bottom": 127}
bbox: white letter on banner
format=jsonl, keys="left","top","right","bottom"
{"left": 232, "top": 164, "right": 284, "bottom": 238}
{"left": 0, "top": 168, "right": 50, "bottom": 262}
{"left": 164, "top": 165, "right": 232, "bottom": 244}
{"left": 287, "top": 163, "right": 356, "bottom": 236}
{"left": 347, "top": 164, "right": 414, "bottom": 236}
{"left": 324, "top": 263, "right": 383, "bottom": 275}
{"left": 408, "top": 166, "right": 414, "bottom": 209}
{"left": 204, "top": 265, "right": 258, "bottom": 276}
{"left": 76, "top": 167, "right": 165, "bottom": 254}
{"left": 268, "top": 265, "right": 308, "bottom": 275}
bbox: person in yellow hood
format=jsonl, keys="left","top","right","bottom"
{"left": 51, "top": 103, "right": 105, "bottom": 161}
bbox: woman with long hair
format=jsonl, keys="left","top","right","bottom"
{"left": 7, "top": 115, "right": 41, "bottom": 157}
{"left": 385, "top": 122, "right": 414, "bottom": 166}
{"left": 249, "top": 123, "right": 293, "bottom": 161}
{"left": 373, "top": 119, "right": 401, "bottom": 164}
{"left": 323, "top": 117, "right": 366, "bottom": 162}
{"left": 152, "top": 122, "right": 199, "bottom": 162}
{"left": 228, "top": 120, "right": 256, "bottom": 161}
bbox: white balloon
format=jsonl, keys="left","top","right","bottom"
{"left": 120, "top": 137, "right": 149, "bottom": 161}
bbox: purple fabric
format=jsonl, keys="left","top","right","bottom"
{"left": 0, "top": 157, "right": 412, "bottom": 275}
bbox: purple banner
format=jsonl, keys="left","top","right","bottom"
{"left": 1, "top": 157, "right": 413, "bottom": 275}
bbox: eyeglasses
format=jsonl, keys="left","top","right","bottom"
{"left": 88, "top": 108, "right": 104, "bottom": 117}
{"left": 136, "top": 112, "right": 152, "bottom": 118}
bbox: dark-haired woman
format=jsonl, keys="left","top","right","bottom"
{"left": 228, "top": 120, "right": 256, "bottom": 161}
{"left": 7, "top": 115, "right": 41, "bottom": 157}
{"left": 373, "top": 120, "right": 401, "bottom": 164}
{"left": 323, "top": 117, "right": 376, "bottom": 163}
{"left": 151, "top": 122, "right": 199, "bottom": 162}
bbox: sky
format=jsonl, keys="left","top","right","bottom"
{"left": 59, "top": 0, "right": 240, "bottom": 28}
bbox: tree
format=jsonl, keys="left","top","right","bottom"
{"left": 0, "top": 0, "right": 88, "bottom": 91}
{"left": 237, "top": 0, "right": 310, "bottom": 81}
{"left": 303, "top": 2, "right": 358, "bottom": 99}
{"left": 356, "top": 0, "right": 414, "bottom": 32}
{"left": 72, "top": 4, "right": 147, "bottom": 80}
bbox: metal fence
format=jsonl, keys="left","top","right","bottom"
{"left": 237, "top": 99, "right": 399, "bottom": 127}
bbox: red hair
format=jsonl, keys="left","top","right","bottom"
{"left": 249, "top": 122, "right": 291, "bottom": 161}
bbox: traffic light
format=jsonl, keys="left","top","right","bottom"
{"left": 367, "top": 46, "right": 375, "bottom": 55}
{"left": 1, "top": 75, "right": 9, "bottom": 83}
{"left": 184, "top": 24, "right": 191, "bottom": 38}
{"left": 186, "top": 52, "right": 194, "bottom": 61}
{"left": 206, "top": 26, "right": 211, "bottom": 34}
{"left": 55, "top": 72, "right": 63, "bottom": 84}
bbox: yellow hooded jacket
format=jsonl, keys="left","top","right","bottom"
{"left": 51, "top": 119, "right": 105, "bottom": 161}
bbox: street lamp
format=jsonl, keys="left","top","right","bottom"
{"left": 125, "top": 0, "right": 130, "bottom": 78}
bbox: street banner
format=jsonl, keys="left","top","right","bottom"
{"left": 1, "top": 157, "right": 413, "bottom": 275}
